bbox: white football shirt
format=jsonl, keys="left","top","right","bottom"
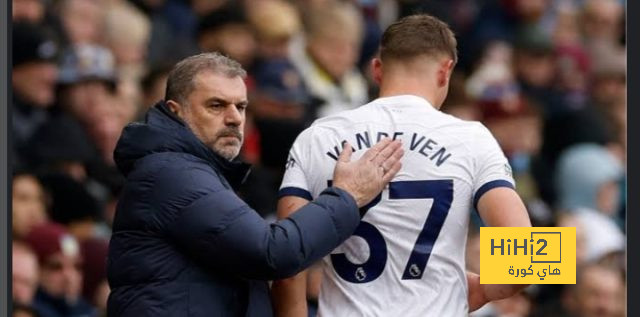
{"left": 279, "top": 95, "right": 515, "bottom": 317}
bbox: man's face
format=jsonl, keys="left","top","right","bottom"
{"left": 308, "top": 33, "right": 359, "bottom": 80}
{"left": 12, "top": 175, "right": 47, "bottom": 238}
{"left": 178, "top": 71, "right": 248, "bottom": 161}
{"left": 13, "top": 0, "right": 45, "bottom": 23}
{"left": 572, "top": 266, "right": 625, "bottom": 317}
{"left": 40, "top": 252, "right": 83, "bottom": 301}
{"left": 60, "top": 0, "right": 102, "bottom": 44}
{"left": 12, "top": 62, "right": 58, "bottom": 108}
{"left": 12, "top": 248, "right": 39, "bottom": 305}
{"left": 61, "top": 80, "right": 113, "bottom": 124}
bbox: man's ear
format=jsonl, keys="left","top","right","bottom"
{"left": 371, "top": 58, "right": 383, "bottom": 85}
{"left": 437, "top": 59, "right": 455, "bottom": 87}
{"left": 166, "top": 100, "right": 182, "bottom": 118}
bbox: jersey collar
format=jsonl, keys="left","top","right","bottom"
{"left": 374, "top": 94, "right": 438, "bottom": 111}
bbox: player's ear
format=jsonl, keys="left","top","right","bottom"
{"left": 437, "top": 59, "right": 455, "bottom": 87}
{"left": 371, "top": 58, "right": 383, "bottom": 85}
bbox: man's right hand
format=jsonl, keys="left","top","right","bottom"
{"left": 332, "top": 138, "right": 403, "bottom": 207}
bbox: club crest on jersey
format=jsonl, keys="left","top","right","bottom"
{"left": 285, "top": 156, "right": 296, "bottom": 170}
{"left": 355, "top": 267, "right": 367, "bottom": 281}
{"left": 504, "top": 163, "right": 513, "bottom": 177}
{"left": 409, "top": 264, "right": 422, "bottom": 278}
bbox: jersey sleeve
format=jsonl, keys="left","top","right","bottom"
{"left": 471, "top": 124, "right": 516, "bottom": 209}
{"left": 278, "top": 127, "right": 315, "bottom": 201}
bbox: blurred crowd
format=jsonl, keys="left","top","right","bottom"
{"left": 10, "top": 0, "right": 626, "bottom": 316}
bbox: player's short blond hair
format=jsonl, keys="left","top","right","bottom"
{"left": 381, "top": 14, "right": 457, "bottom": 64}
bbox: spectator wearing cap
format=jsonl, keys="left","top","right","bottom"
{"left": 25, "top": 223, "right": 97, "bottom": 317}
{"left": 25, "top": 44, "right": 126, "bottom": 203}
{"left": 20, "top": 43, "right": 116, "bottom": 173}
{"left": 56, "top": 44, "right": 118, "bottom": 126}
{"left": 56, "top": 44, "right": 136, "bottom": 168}
{"left": 289, "top": 1, "right": 368, "bottom": 118}
{"left": 12, "top": 22, "right": 60, "bottom": 168}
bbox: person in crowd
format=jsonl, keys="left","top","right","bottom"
{"left": 555, "top": 143, "right": 623, "bottom": 218}
{"left": 13, "top": 0, "right": 46, "bottom": 23}
{"left": 56, "top": 0, "right": 104, "bottom": 45}
{"left": 196, "top": 3, "right": 257, "bottom": 69}
{"left": 12, "top": 242, "right": 40, "bottom": 306}
{"left": 12, "top": 173, "right": 48, "bottom": 240}
{"left": 246, "top": 0, "right": 302, "bottom": 61}
{"left": 561, "top": 263, "right": 626, "bottom": 317}
{"left": 12, "top": 22, "right": 60, "bottom": 168}
{"left": 25, "top": 223, "right": 96, "bottom": 317}
{"left": 289, "top": 0, "right": 368, "bottom": 118}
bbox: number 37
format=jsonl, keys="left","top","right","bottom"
{"left": 328, "top": 179, "right": 454, "bottom": 283}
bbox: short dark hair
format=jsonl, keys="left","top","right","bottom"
{"left": 165, "top": 52, "right": 246, "bottom": 105}
{"left": 380, "top": 14, "right": 457, "bottom": 63}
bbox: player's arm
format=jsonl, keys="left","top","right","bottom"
{"left": 467, "top": 124, "right": 532, "bottom": 312}
{"left": 468, "top": 187, "right": 531, "bottom": 312}
{"left": 272, "top": 195, "right": 311, "bottom": 317}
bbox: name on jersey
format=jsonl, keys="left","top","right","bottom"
{"left": 325, "top": 131, "right": 452, "bottom": 167}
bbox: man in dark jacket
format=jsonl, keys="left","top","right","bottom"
{"left": 107, "top": 52, "right": 403, "bottom": 316}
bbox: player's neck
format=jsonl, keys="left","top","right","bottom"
{"left": 378, "top": 79, "right": 439, "bottom": 108}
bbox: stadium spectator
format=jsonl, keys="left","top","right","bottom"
{"left": 12, "top": 173, "right": 48, "bottom": 240}
{"left": 196, "top": 4, "right": 257, "bottom": 69}
{"left": 555, "top": 143, "right": 623, "bottom": 217}
{"left": 57, "top": 0, "right": 104, "bottom": 45}
{"left": 580, "top": 0, "right": 624, "bottom": 46}
{"left": 25, "top": 223, "right": 96, "bottom": 317}
{"left": 12, "top": 242, "right": 40, "bottom": 306}
{"left": 102, "top": 1, "right": 151, "bottom": 111}
{"left": 246, "top": 0, "right": 302, "bottom": 61}
{"left": 561, "top": 263, "right": 626, "bottom": 317}
{"left": 12, "top": 22, "right": 59, "bottom": 167}
{"left": 290, "top": 0, "right": 368, "bottom": 118}
{"left": 13, "top": 0, "right": 46, "bottom": 23}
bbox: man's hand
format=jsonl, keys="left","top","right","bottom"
{"left": 467, "top": 271, "right": 529, "bottom": 312}
{"left": 467, "top": 272, "right": 489, "bottom": 312}
{"left": 332, "top": 138, "right": 403, "bottom": 207}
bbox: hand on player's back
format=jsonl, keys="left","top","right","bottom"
{"left": 332, "top": 138, "right": 403, "bottom": 207}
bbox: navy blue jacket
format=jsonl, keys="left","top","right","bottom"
{"left": 107, "top": 102, "right": 360, "bottom": 317}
